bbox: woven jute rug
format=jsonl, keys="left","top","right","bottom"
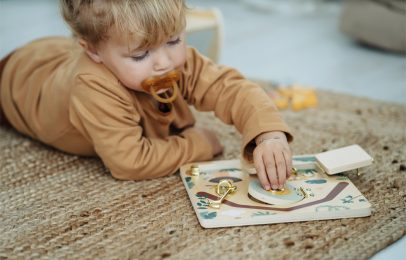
{"left": 0, "top": 82, "right": 405, "bottom": 259}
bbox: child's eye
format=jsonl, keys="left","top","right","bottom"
{"left": 167, "top": 37, "right": 181, "bottom": 46}
{"left": 131, "top": 51, "right": 149, "bottom": 62}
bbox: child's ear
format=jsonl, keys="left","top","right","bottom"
{"left": 78, "top": 39, "right": 103, "bottom": 63}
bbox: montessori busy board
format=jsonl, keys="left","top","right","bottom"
{"left": 180, "top": 145, "right": 373, "bottom": 228}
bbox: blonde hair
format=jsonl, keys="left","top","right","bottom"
{"left": 60, "top": 0, "right": 186, "bottom": 48}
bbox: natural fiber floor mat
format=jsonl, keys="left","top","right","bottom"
{"left": 0, "top": 84, "right": 405, "bottom": 259}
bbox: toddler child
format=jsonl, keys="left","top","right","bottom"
{"left": 0, "top": 0, "right": 293, "bottom": 191}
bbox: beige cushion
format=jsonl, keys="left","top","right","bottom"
{"left": 340, "top": 0, "right": 406, "bottom": 53}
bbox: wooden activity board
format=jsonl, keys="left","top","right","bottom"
{"left": 180, "top": 154, "right": 372, "bottom": 228}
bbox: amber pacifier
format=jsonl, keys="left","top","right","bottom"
{"left": 141, "top": 70, "right": 180, "bottom": 103}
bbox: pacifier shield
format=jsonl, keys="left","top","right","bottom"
{"left": 141, "top": 70, "right": 181, "bottom": 103}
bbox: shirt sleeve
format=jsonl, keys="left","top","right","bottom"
{"left": 69, "top": 74, "right": 213, "bottom": 180}
{"left": 180, "top": 48, "right": 293, "bottom": 161}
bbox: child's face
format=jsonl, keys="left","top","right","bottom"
{"left": 87, "top": 31, "right": 187, "bottom": 92}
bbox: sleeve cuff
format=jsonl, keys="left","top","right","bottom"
{"left": 241, "top": 112, "right": 294, "bottom": 162}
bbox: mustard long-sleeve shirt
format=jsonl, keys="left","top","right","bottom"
{"left": 0, "top": 37, "right": 293, "bottom": 180}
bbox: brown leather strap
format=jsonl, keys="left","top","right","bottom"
{"left": 0, "top": 52, "right": 14, "bottom": 126}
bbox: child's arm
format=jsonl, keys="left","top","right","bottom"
{"left": 181, "top": 48, "right": 294, "bottom": 189}
{"left": 69, "top": 75, "right": 219, "bottom": 180}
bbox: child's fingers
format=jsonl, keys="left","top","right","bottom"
{"left": 283, "top": 150, "right": 293, "bottom": 179}
{"left": 253, "top": 152, "right": 270, "bottom": 190}
{"left": 263, "top": 154, "right": 278, "bottom": 190}
{"left": 274, "top": 152, "right": 287, "bottom": 189}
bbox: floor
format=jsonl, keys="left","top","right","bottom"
{"left": 0, "top": 0, "right": 405, "bottom": 258}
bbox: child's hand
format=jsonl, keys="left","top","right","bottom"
{"left": 195, "top": 127, "right": 223, "bottom": 157}
{"left": 253, "top": 131, "right": 292, "bottom": 190}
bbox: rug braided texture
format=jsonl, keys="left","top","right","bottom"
{"left": 0, "top": 82, "right": 405, "bottom": 259}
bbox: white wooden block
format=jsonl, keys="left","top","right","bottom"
{"left": 315, "top": 144, "right": 373, "bottom": 175}
{"left": 186, "top": 8, "right": 223, "bottom": 62}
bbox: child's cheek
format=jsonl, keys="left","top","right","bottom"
{"left": 176, "top": 45, "right": 187, "bottom": 68}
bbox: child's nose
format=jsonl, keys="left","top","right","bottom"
{"left": 153, "top": 48, "right": 172, "bottom": 72}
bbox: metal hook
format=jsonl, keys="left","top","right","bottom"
{"left": 208, "top": 179, "right": 237, "bottom": 209}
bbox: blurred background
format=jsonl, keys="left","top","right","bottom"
{"left": 0, "top": 0, "right": 405, "bottom": 257}
{"left": 0, "top": 0, "right": 405, "bottom": 105}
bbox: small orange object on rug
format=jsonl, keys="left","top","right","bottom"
{"left": 268, "top": 84, "right": 318, "bottom": 111}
